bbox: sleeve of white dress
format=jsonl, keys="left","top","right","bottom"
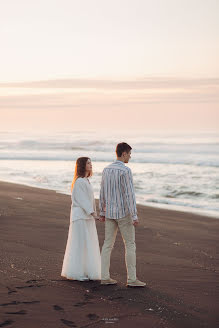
{"left": 73, "top": 180, "right": 94, "bottom": 216}
{"left": 93, "top": 197, "right": 97, "bottom": 216}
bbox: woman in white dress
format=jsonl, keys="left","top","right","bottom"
{"left": 61, "top": 157, "right": 101, "bottom": 281}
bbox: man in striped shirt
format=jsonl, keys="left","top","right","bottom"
{"left": 99, "top": 142, "right": 146, "bottom": 287}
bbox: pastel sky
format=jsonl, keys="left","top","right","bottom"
{"left": 0, "top": 0, "right": 219, "bottom": 132}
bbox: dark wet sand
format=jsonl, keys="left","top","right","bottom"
{"left": 0, "top": 181, "right": 218, "bottom": 328}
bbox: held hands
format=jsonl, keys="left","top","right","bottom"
{"left": 92, "top": 213, "right": 138, "bottom": 225}
{"left": 98, "top": 216, "right": 105, "bottom": 222}
{"left": 132, "top": 219, "right": 139, "bottom": 226}
{"left": 91, "top": 212, "right": 105, "bottom": 222}
{"left": 97, "top": 216, "right": 138, "bottom": 225}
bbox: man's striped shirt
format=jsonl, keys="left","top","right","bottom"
{"left": 99, "top": 160, "right": 138, "bottom": 221}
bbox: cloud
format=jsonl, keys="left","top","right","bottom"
{"left": 0, "top": 77, "right": 219, "bottom": 89}
{"left": 0, "top": 77, "right": 218, "bottom": 110}
{"left": 0, "top": 92, "right": 218, "bottom": 110}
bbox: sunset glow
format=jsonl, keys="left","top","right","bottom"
{"left": 0, "top": 0, "right": 218, "bottom": 132}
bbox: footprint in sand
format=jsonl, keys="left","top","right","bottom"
{"left": 25, "top": 279, "right": 45, "bottom": 283}
{"left": 0, "top": 301, "right": 19, "bottom": 307}
{"left": 74, "top": 302, "right": 87, "bottom": 307}
{"left": 60, "top": 319, "right": 77, "bottom": 327}
{"left": 15, "top": 284, "right": 45, "bottom": 289}
{"left": 0, "top": 301, "right": 40, "bottom": 307}
{"left": 6, "top": 287, "right": 17, "bottom": 295}
{"left": 87, "top": 313, "right": 99, "bottom": 320}
{"left": 5, "top": 310, "right": 27, "bottom": 315}
{"left": 53, "top": 305, "right": 64, "bottom": 311}
{"left": 22, "top": 301, "right": 40, "bottom": 305}
{"left": 0, "top": 320, "right": 14, "bottom": 327}
{"left": 15, "top": 285, "right": 35, "bottom": 289}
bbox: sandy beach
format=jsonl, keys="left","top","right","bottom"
{"left": 0, "top": 180, "right": 218, "bottom": 328}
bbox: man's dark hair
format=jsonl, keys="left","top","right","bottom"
{"left": 116, "top": 142, "right": 132, "bottom": 157}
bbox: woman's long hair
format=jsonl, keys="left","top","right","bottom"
{"left": 71, "top": 157, "right": 93, "bottom": 192}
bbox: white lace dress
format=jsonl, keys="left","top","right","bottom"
{"left": 61, "top": 177, "right": 101, "bottom": 281}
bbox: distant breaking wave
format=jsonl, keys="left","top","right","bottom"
{"left": 1, "top": 139, "right": 219, "bottom": 153}
{"left": 0, "top": 152, "right": 219, "bottom": 167}
{"left": 146, "top": 198, "right": 219, "bottom": 212}
{"left": 165, "top": 191, "right": 205, "bottom": 197}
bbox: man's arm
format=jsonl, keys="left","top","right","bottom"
{"left": 123, "top": 168, "right": 138, "bottom": 221}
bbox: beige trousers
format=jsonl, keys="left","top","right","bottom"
{"left": 101, "top": 214, "right": 136, "bottom": 282}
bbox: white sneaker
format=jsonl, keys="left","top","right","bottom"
{"left": 127, "top": 279, "right": 146, "bottom": 287}
{"left": 101, "top": 278, "right": 117, "bottom": 285}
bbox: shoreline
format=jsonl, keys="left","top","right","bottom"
{"left": 0, "top": 178, "right": 218, "bottom": 221}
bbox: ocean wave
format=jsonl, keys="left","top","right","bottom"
{"left": 165, "top": 191, "right": 204, "bottom": 198}
{"left": 146, "top": 198, "right": 219, "bottom": 212}
{"left": 1, "top": 137, "right": 219, "bottom": 154}
{"left": 212, "top": 194, "right": 219, "bottom": 199}
{"left": 1, "top": 143, "right": 219, "bottom": 155}
{"left": 0, "top": 152, "right": 219, "bottom": 167}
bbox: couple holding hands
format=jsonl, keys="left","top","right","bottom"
{"left": 61, "top": 142, "right": 146, "bottom": 287}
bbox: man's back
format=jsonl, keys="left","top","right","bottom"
{"left": 99, "top": 160, "right": 138, "bottom": 220}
